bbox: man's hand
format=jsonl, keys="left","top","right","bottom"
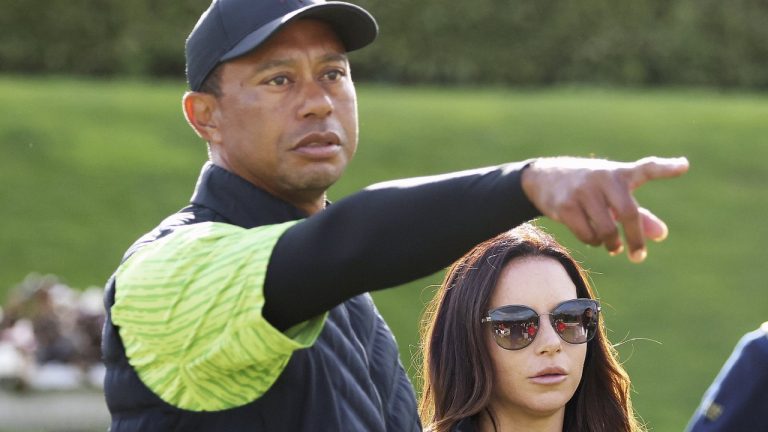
{"left": 521, "top": 156, "right": 690, "bottom": 262}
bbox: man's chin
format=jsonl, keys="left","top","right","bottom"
{"left": 290, "top": 167, "right": 346, "bottom": 192}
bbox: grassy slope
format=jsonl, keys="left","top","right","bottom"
{"left": 2, "top": 76, "right": 767, "bottom": 430}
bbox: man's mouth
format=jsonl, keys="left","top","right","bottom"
{"left": 293, "top": 132, "right": 342, "bottom": 158}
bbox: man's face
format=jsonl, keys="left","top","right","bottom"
{"left": 211, "top": 19, "right": 358, "bottom": 205}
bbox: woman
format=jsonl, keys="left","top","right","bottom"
{"left": 419, "top": 224, "right": 643, "bottom": 432}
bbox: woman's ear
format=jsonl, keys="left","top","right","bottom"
{"left": 182, "top": 91, "right": 221, "bottom": 144}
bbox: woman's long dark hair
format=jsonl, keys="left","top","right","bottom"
{"left": 419, "top": 224, "right": 644, "bottom": 432}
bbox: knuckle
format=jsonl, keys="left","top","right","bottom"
{"left": 556, "top": 197, "right": 581, "bottom": 216}
{"left": 568, "top": 222, "right": 595, "bottom": 245}
{"left": 581, "top": 230, "right": 601, "bottom": 246}
{"left": 640, "top": 156, "right": 661, "bottom": 166}
{"left": 615, "top": 203, "right": 639, "bottom": 220}
{"left": 594, "top": 222, "right": 618, "bottom": 239}
{"left": 591, "top": 168, "right": 626, "bottom": 191}
{"left": 576, "top": 231, "right": 596, "bottom": 245}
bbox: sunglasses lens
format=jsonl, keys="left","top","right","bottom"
{"left": 488, "top": 306, "right": 538, "bottom": 350}
{"left": 551, "top": 299, "right": 599, "bottom": 344}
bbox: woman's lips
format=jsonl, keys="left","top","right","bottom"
{"left": 529, "top": 367, "right": 568, "bottom": 385}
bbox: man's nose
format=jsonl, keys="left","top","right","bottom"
{"left": 298, "top": 80, "right": 333, "bottom": 119}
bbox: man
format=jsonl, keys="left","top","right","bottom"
{"left": 101, "top": 0, "right": 689, "bottom": 431}
{"left": 686, "top": 322, "right": 768, "bottom": 432}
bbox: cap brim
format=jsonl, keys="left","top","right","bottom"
{"left": 220, "top": 2, "right": 378, "bottom": 63}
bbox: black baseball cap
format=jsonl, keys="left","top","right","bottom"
{"left": 185, "top": 0, "right": 378, "bottom": 91}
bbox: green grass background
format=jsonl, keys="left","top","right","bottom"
{"left": 2, "top": 75, "right": 767, "bottom": 430}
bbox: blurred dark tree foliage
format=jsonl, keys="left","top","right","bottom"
{"left": 2, "top": 0, "right": 768, "bottom": 88}
{"left": 0, "top": 0, "right": 209, "bottom": 78}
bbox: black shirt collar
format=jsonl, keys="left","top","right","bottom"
{"left": 189, "top": 162, "right": 308, "bottom": 228}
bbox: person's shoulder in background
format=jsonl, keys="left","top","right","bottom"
{"left": 686, "top": 322, "right": 768, "bottom": 432}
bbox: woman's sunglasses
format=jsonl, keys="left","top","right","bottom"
{"left": 481, "top": 298, "right": 600, "bottom": 350}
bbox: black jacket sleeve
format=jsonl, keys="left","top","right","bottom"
{"left": 263, "top": 162, "right": 541, "bottom": 330}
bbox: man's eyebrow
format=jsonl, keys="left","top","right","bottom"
{"left": 250, "top": 53, "right": 348, "bottom": 75}
{"left": 320, "top": 53, "right": 349, "bottom": 64}
{"left": 252, "top": 58, "right": 295, "bottom": 75}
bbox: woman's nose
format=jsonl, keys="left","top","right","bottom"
{"left": 535, "top": 316, "right": 563, "bottom": 355}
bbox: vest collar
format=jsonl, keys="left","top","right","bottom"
{"left": 190, "top": 162, "right": 308, "bottom": 228}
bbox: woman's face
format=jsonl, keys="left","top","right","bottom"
{"left": 486, "top": 256, "right": 587, "bottom": 420}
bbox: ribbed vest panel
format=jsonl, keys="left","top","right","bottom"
{"left": 102, "top": 205, "right": 421, "bottom": 432}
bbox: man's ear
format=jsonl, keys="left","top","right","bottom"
{"left": 182, "top": 91, "right": 222, "bottom": 144}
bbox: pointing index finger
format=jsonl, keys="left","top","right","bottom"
{"left": 627, "top": 156, "right": 690, "bottom": 189}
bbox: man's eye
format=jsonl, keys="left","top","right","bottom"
{"left": 266, "top": 76, "right": 289, "bottom": 86}
{"left": 324, "top": 69, "right": 345, "bottom": 81}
